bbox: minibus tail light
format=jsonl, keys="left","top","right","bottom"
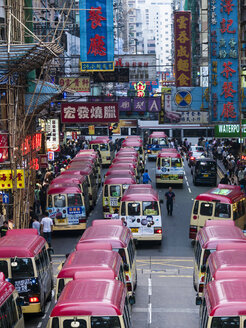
{"left": 158, "top": 167, "right": 160, "bottom": 170}
{"left": 154, "top": 228, "right": 162, "bottom": 234}
{"left": 156, "top": 175, "right": 160, "bottom": 179}
{"left": 190, "top": 156, "right": 195, "bottom": 160}
{"left": 126, "top": 282, "right": 132, "bottom": 292}
{"left": 199, "top": 284, "right": 204, "bottom": 293}
{"left": 178, "top": 175, "right": 183, "bottom": 179}
{"left": 193, "top": 215, "right": 197, "bottom": 220}
{"left": 79, "top": 218, "right": 86, "bottom": 223}
{"left": 29, "top": 297, "right": 39, "bottom": 303}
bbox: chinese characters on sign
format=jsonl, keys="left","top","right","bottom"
{"left": 46, "top": 119, "right": 60, "bottom": 152}
{"left": 174, "top": 11, "right": 192, "bottom": 87}
{"left": 61, "top": 103, "right": 119, "bottom": 123}
{"left": 59, "top": 77, "right": 90, "bottom": 93}
{"left": 134, "top": 82, "right": 147, "bottom": 97}
{"left": 209, "top": 0, "right": 239, "bottom": 122}
{"left": 79, "top": 0, "right": 114, "bottom": 71}
{"left": 0, "top": 134, "right": 8, "bottom": 163}
{"left": 21, "top": 133, "right": 42, "bottom": 156}
{"left": 0, "top": 170, "right": 25, "bottom": 189}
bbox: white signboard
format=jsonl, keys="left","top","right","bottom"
{"left": 46, "top": 119, "right": 60, "bottom": 152}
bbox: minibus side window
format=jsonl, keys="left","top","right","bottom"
{"left": 211, "top": 317, "right": 239, "bottom": 328}
{"left": 119, "top": 265, "right": 125, "bottom": 283}
{"left": 91, "top": 316, "right": 120, "bottom": 328}
{"left": 54, "top": 195, "right": 66, "bottom": 208}
{"left": 104, "top": 185, "right": 108, "bottom": 197}
{"left": 64, "top": 319, "right": 86, "bottom": 328}
{"left": 202, "top": 250, "right": 211, "bottom": 266}
{"left": 193, "top": 201, "right": 199, "bottom": 215}
{"left": 121, "top": 202, "right": 126, "bottom": 216}
{"left": 214, "top": 203, "right": 230, "bottom": 218}
{"left": 51, "top": 317, "right": 59, "bottom": 328}
{"left": 11, "top": 258, "right": 34, "bottom": 278}
{"left": 48, "top": 195, "right": 52, "bottom": 207}
{"left": 118, "top": 248, "right": 127, "bottom": 265}
{"left": 194, "top": 241, "right": 202, "bottom": 267}
{"left": 143, "top": 201, "right": 159, "bottom": 216}
{"left": 200, "top": 203, "right": 213, "bottom": 216}
{"left": 128, "top": 203, "right": 140, "bottom": 216}
{"left": 205, "top": 266, "right": 211, "bottom": 285}
{"left": 244, "top": 319, "right": 246, "bottom": 328}
{"left": 43, "top": 247, "right": 50, "bottom": 267}
{"left": 0, "top": 260, "right": 8, "bottom": 278}
{"left": 123, "top": 298, "right": 131, "bottom": 328}
{"left": 68, "top": 193, "right": 83, "bottom": 207}
{"left": 57, "top": 279, "right": 65, "bottom": 299}
{"left": 200, "top": 298, "right": 208, "bottom": 328}
{"left": 39, "top": 250, "right": 46, "bottom": 270}
{"left": 0, "top": 295, "right": 18, "bottom": 328}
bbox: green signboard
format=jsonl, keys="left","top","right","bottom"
{"left": 215, "top": 120, "right": 246, "bottom": 137}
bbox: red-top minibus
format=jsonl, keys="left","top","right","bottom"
{"left": 200, "top": 279, "right": 246, "bottom": 328}
{"left": 189, "top": 184, "right": 246, "bottom": 240}
{"left": 156, "top": 151, "right": 184, "bottom": 186}
{"left": 55, "top": 249, "right": 125, "bottom": 300}
{"left": 0, "top": 229, "right": 53, "bottom": 314}
{"left": 47, "top": 279, "right": 131, "bottom": 328}
{"left": 193, "top": 220, "right": 246, "bottom": 298}
{"left": 78, "top": 221, "right": 137, "bottom": 303}
{"left": 89, "top": 138, "right": 114, "bottom": 165}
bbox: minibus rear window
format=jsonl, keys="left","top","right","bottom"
{"left": 0, "top": 260, "right": 8, "bottom": 278}
{"left": 91, "top": 316, "right": 120, "bottom": 328}
{"left": 100, "top": 144, "right": 109, "bottom": 151}
{"left": 128, "top": 203, "right": 140, "bottom": 216}
{"left": 143, "top": 201, "right": 159, "bottom": 216}
{"left": 211, "top": 317, "right": 239, "bottom": 328}
{"left": 214, "top": 203, "right": 231, "bottom": 218}
{"left": 110, "top": 185, "right": 121, "bottom": 197}
{"left": 54, "top": 195, "right": 66, "bottom": 208}
{"left": 67, "top": 194, "right": 82, "bottom": 207}
{"left": 161, "top": 158, "right": 170, "bottom": 167}
{"left": 63, "top": 319, "right": 86, "bottom": 328}
{"left": 11, "top": 258, "right": 34, "bottom": 278}
{"left": 200, "top": 203, "right": 213, "bottom": 216}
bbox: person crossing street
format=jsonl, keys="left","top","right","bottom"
{"left": 165, "top": 186, "right": 175, "bottom": 216}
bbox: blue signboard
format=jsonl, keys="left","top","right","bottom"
{"left": 79, "top": 0, "right": 114, "bottom": 71}
{"left": 209, "top": 0, "right": 239, "bottom": 122}
{"left": 68, "top": 207, "right": 83, "bottom": 215}
{"left": 2, "top": 193, "right": 9, "bottom": 204}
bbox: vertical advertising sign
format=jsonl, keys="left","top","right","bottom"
{"left": 46, "top": 119, "right": 60, "bottom": 152}
{"left": 79, "top": 0, "right": 114, "bottom": 71}
{"left": 174, "top": 11, "right": 192, "bottom": 87}
{"left": 209, "top": 0, "right": 239, "bottom": 122}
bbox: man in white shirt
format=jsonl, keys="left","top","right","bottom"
{"left": 41, "top": 211, "right": 53, "bottom": 247}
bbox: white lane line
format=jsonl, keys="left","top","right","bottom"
{"left": 148, "top": 278, "right": 152, "bottom": 296}
{"left": 186, "top": 181, "right": 189, "bottom": 187}
{"left": 185, "top": 176, "right": 188, "bottom": 181}
{"left": 188, "top": 187, "right": 191, "bottom": 193}
{"left": 148, "top": 303, "right": 152, "bottom": 324}
{"left": 37, "top": 323, "right": 42, "bottom": 328}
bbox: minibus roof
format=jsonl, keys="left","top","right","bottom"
{"left": 195, "top": 184, "right": 244, "bottom": 204}
{"left": 117, "top": 148, "right": 138, "bottom": 153}
{"left": 50, "top": 279, "right": 126, "bottom": 317}
{"left": 66, "top": 166, "right": 93, "bottom": 175}
{"left": 48, "top": 183, "right": 82, "bottom": 191}
{"left": 116, "top": 152, "right": 138, "bottom": 158}
{"left": 149, "top": 132, "right": 167, "bottom": 138}
{"left": 48, "top": 184, "right": 82, "bottom": 195}
{"left": 92, "top": 219, "right": 123, "bottom": 227}
{"left": 216, "top": 242, "right": 246, "bottom": 251}
{"left": 68, "top": 161, "right": 94, "bottom": 169}
{"left": 205, "top": 220, "right": 235, "bottom": 227}
{"left": 112, "top": 158, "right": 137, "bottom": 164}
{"left": 78, "top": 149, "right": 96, "bottom": 153}
{"left": 76, "top": 242, "right": 112, "bottom": 251}
{"left": 105, "top": 169, "right": 135, "bottom": 177}
{"left": 159, "top": 148, "right": 178, "bottom": 153}
{"left": 70, "top": 157, "right": 95, "bottom": 163}
{"left": 57, "top": 250, "right": 121, "bottom": 279}
{"left": 158, "top": 152, "right": 181, "bottom": 158}
{"left": 89, "top": 138, "right": 110, "bottom": 144}
{"left": 208, "top": 250, "right": 246, "bottom": 279}
{"left": 109, "top": 163, "right": 136, "bottom": 169}
{"left": 205, "top": 279, "right": 246, "bottom": 316}
{"left": 197, "top": 225, "right": 246, "bottom": 249}
{"left": 79, "top": 224, "right": 132, "bottom": 248}
{"left": 122, "top": 184, "right": 159, "bottom": 202}
{"left": 51, "top": 175, "right": 86, "bottom": 185}
{"left": 122, "top": 141, "right": 143, "bottom": 146}
{"left": 0, "top": 229, "right": 46, "bottom": 257}
{"left": 104, "top": 175, "right": 136, "bottom": 185}
{"left": 0, "top": 281, "right": 15, "bottom": 305}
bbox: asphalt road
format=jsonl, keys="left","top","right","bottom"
{"left": 25, "top": 157, "right": 222, "bottom": 328}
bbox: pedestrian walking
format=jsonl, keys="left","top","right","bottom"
{"left": 40, "top": 212, "right": 53, "bottom": 247}
{"left": 32, "top": 217, "right": 41, "bottom": 235}
{"left": 165, "top": 186, "right": 175, "bottom": 216}
{"left": 142, "top": 169, "right": 152, "bottom": 184}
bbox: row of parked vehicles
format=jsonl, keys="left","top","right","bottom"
{"left": 193, "top": 220, "right": 246, "bottom": 328}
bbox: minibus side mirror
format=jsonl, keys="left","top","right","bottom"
{"left": 16, "top": 296, "right": 25, "bottom": 306}
{"left": 195, "top": 296, "right": 202, "bottom": 306}
{"left": 160, "top": 199, "right": 164, "bottom": 204}
{"left": 201, "top": 265, "right": 206, "bottom": 273}
{"left": 124, "top": 263, "right": 129, "bottom": 272}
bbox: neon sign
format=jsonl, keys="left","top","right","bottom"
{"left": 134, "top": 81, "right": 146, "bottom": 97}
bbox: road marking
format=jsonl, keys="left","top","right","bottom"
{"left": 148, "top": 278, "right": 152, "bottom": 296}
{"left": 133, "top": 307, "right": 198, "bottom": 314}
{"left": 186, "top": 181, "right": 189, "bottom": 187}
{"left": 158, "top": 275, "right": 193, "bottom": 278}
{"left": 188, "top": 187, "right": 191, "bottom": 193}
{"left": 137, "top": 258, "right": 193, "bottom": 262}
{"left": 148, "top": 303, "right": 152, "bottom": 324}
{"left": 185, "top": 176, "right": 188, "bottom": 181}
{"left": 37, "top": 323, "right": 42, "bottom": 328}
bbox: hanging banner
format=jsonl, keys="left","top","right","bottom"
{"left": 0, "top": 169, "right": 25, "bottom": 189}
{"left": 46, "top": 119, "right": 60, "bottom": 152}
{"left": 79, "top": 0, "right": 114, "bottom": 71}
{"left": 209, "top": 0, "right": 240, "bottom": 122}
{"left": 174, "top": 11, "right": 192, "bottom": 87}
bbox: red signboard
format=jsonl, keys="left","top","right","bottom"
{"left": 39, "top": 154, "right": 48, "bottom": 169}
{"left": 61, "top": 102, "right": 119, "bottom": 123}
{"left": 0, "top": 134, "right": 8, "bottom": 163}
{"left": 174, "top": 11, "right": 192, "bottom": 87}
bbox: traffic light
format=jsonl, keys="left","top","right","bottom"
{"left": 109, "top": 126, "right": 113, "bottom": 136}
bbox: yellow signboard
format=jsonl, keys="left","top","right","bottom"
{"left": 59, "top": 77, "right": 90, "bottom": 93}
{"left": 0, "top": 169, "right": 25, "bottom": 189}
{"left": 88, "top": 125, "right": 95, "bottom": 135}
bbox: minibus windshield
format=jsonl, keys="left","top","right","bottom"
{"left": 214, "top": 203, "right": 231, "bottom": 218}
{"left": 171, "top": 158, "right": 182, "bottom": 167}
{"left": 100, "top": 144, "right": 109, "bottom": 151}
{"left": 63, "top": 319, "right": 86, "bottom": 328}
{"left": 54, "top": 195, "right": 66, "bottom": 207}
{"left": 10, "top": 258, "right": 34, "bottom": 278}
{"left": 67, "top": 193, "right": 83, "bottom": 207}
{"left": 128, "top": 202, "right": 140, "bottom": 216}
{"left": 143, "top": 201, "right": 159, "bottom": 216}
{"left": 211, "top": 316, "right": 239, "bottom": 328}
{"left": 161, "top": 158, "right": 170, "bottom": 167}
{"left": 91, "top": 316, "right": 121, "bottom": 328}
{"left": 159, "top": 138, "right": 167, "bottom": 145}
{"left": 110, "top": 185, "right": 121, "bottom": 197}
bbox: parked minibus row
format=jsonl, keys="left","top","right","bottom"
{"left": 47, "top": 149, "right": 102, "bottom": 231}
{"left": 193, "top": 220, "right": 246, "bottom": 328}
{"left": 189, "top": 184, "right": 246, "bottom": 240}
{"left": 47, "top": 219, "right": 137, "bottom": 328}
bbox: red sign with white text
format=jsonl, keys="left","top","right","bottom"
{"left": 61, "top": 103, "right": 119, "bottom": 123}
